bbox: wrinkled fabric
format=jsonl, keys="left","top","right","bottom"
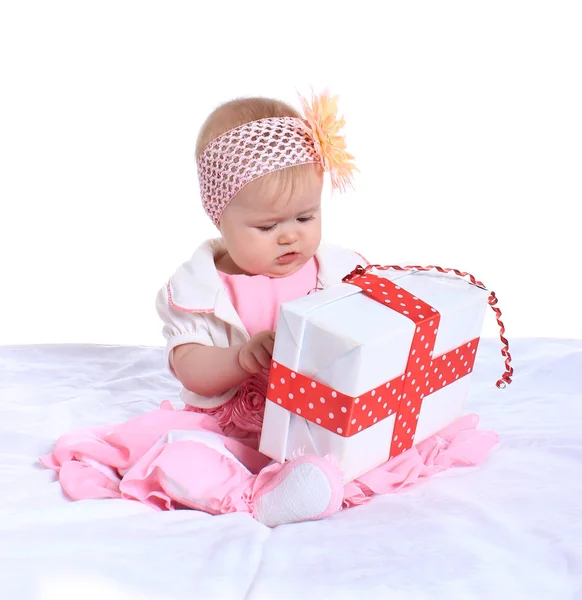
{"left": 40, "top": 401, "right": 272, "bottom": 511}
{"left": 10, "top": 338, "right": 579, "bottom": 600}
{"left": 41, "top": 396, "right": 497, "bottom": 513}
{"left": 343, "top": 414, "right": 499, "bottom": 507}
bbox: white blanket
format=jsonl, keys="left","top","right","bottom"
{"left": 1, "top": 339, "right": 580, "bottom": 599}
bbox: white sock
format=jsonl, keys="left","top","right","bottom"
{"left": 254, "top": 461, "right": 332, "bottom": 527}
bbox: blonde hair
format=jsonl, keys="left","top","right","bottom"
{"left": 195, "top": 97, "right": 322, "bottom": 199}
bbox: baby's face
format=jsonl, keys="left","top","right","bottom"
{"left": 217, "top": 171, "right": 323, "bottom": 277}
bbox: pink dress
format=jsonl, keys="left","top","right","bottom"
{"left": 40, "top": 257, "right": 498, "bottom": 514}
{"left": 184, "top": 258, "right": 318, "bottom": 447}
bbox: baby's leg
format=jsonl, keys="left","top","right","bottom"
{"left": 42, "top": 402, "right": 345, "bottom": 525}
{"left": 120, "top": 429, "right": 256, "bottom": 513}
{"left": 120, "top": 430, "right": 344, "bottom": 526}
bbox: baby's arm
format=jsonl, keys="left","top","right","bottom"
{"left": 172, "top": 330, "right": 275, "bottom": 397}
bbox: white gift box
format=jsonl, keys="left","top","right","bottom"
{"left": 258, "top": 268, "right": 490, "bottom": 483}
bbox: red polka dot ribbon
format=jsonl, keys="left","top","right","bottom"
{"left": 268, "top": 272, "right": 481, "bottom": 459}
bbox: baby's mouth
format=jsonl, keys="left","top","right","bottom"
{"left": 276, "top": 252, "right": 299, "bottom": 264}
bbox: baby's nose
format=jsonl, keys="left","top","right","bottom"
{"left": 277, "top": 228, "right": 298, "bottom": 244}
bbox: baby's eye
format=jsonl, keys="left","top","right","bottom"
{"left": 297, "top": 216, "right": 314, "bottom": 223}
{"left": 257, "top": 224, "right": 277, "bottom": 232}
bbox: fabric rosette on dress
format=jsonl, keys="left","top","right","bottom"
{"left": 185, "top": 370, "right": 269, "bottom": 448}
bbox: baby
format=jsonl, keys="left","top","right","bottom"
{"left": 41, "top": 91, "right": 498, "bottom": 527}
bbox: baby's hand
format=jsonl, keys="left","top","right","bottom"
{"left": 239, "top": 330, "right": 275, "bottom": 374}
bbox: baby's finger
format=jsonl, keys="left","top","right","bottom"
{"left": 253, "top": 345, "right": 273, "bottom": 369}
{"left": 240, "top": 349, "right": 262, "bottom": 374}
{"left": 262, "top": 334, "right": 275, "bottom": 356}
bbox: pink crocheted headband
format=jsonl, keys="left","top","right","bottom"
{"left": 197, "top": 91, "right": 357, "bottom": 224}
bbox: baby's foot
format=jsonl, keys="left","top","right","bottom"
{"left": 250, "top": 455, "right": 344, "bottom": 527}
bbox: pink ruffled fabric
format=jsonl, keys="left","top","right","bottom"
{"left": 342, "top": 413, "right": 499, "bottom": 507}
{"left": 40, "top": 401, "right": 271, "bottom": 511}
{"left": 40, "top": 391, "right": 498, "bottom": 514}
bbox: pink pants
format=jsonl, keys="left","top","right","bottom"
{"left": 41, "top": 401, "right": 498, "bottom": 515}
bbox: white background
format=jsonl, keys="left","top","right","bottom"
{"left": 1, "top": 1, "right": 580, "bottom": 346}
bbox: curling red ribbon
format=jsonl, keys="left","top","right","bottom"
{"left": 343, "top": 264, "right": 513, "bottom": 388}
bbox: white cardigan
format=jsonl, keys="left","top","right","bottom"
{"left": 156, "top": 238, "right": 367, "bottom": 409}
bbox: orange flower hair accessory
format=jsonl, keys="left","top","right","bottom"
{"left": 298, "top": 90, "right": 358, "bottom": 192}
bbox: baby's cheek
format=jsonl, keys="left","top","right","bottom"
{"left": 248, "top": 241, "right": 272, "bottom": 270}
